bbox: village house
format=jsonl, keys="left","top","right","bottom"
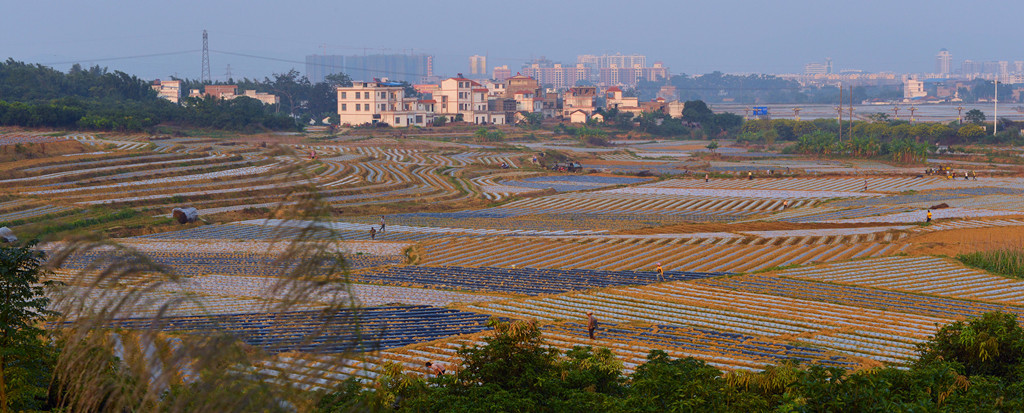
{"left": 336, "top": 80, "right": 435, "bottom": 127}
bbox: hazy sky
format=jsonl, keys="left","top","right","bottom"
{"left": 2, "top": 0, "right": 1022, "bottom": 82}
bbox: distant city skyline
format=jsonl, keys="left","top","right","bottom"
{"left": 3, "top": 1, "right": 1024, "bottom": 81}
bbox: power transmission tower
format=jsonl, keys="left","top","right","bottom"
{"left": 225, "top": 64, "right": 233, "bottom": 81}
{"left": 201, "top": 30, "right": 211, "bottom": 84}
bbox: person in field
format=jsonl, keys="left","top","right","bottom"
{"left": 656, "top": 263, "right": 664, "bottom": 281}
{"left": 425, "top": 361, "right": 446, "bottom": 377}
{"left": 370, "top": 227, "right": 377, "bottom": 240}
{"left": 380, "top": 215, "right": 386, "bottom": 233}
{"left": 926, "top": 210, "right": 932, "bottom": 223}
{"left": 586, "top": 311, "right": 598, "bottom": 340}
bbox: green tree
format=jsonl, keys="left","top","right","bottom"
{"left": 965, "top": 109, "right": 986, "bottom": 125}
{"left": 473, "top": 127, "right": 489, "bottom": 140}
{"left": 0, "top": 241, "right": 57, "bottom": 412}
{"left": 957, "top": 124, "right": 986, "bottom": 140}
{"left": 705, "top": 140, "right": 719, "bottom": 153}
{"left": 681, "top": 100, "right": 714, "bottom": 124}
{"left": 916, "top": 311, "right": 1024, "bottom": 380}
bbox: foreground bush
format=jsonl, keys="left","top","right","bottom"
{"left": 316, "top": 314, "right": 1024, "bottom": 412}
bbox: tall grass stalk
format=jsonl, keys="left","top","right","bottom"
{"left": 955, "top": 234, "right": 1024, "bottom": 279}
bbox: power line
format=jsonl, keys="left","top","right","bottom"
{"left": 210, "top": 49, "right": 432, "bottom": 78}
{"left": 42, "top": 50, "right": 200, "bottom": 66}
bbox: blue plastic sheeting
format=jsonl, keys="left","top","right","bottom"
{"left": 99, "top": 305, "right": 496, "bottom": 354}
{"left": 359, "top": 266, "right": 730, "bottom": 295}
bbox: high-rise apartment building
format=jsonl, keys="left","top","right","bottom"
{"left": 577, "top": 54, "right": 646, "bottom": 70}
{"left": 936, "top": 49, "right": 952, "bottom": 75}
{"left": 305, "top": 53, "right": 433, "bottom": 84}
{"left": 492, "top": 65, "right": 511, "bottom": 82}
{"left": 804, "top": 58, "right": 832, "bottom": 75}
{"left": 469, "top": 55, "right": 487, "bottom": 77}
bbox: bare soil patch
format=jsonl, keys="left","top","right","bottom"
{"left": 901, "top": 225, "right": 1024, "bottom": 256}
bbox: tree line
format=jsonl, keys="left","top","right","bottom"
{"left": 735, "top": 115, "right": 1024, "bottom": 163}
{"left": 316, "top": 313, "right": 1024, "bottom": 412}
{"left": 0, "top": 59, "right": 299, "bottom": 132}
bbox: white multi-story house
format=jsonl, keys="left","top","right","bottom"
{"left": 337, "top": 80, "right": 435, "bottom": 127}
{"left": 151, "top": 79, "right": 181, "bottom": 104}
{"left": 433, "top": 76, "right": 505, "bottom": 124}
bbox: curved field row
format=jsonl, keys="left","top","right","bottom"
{"left": 50, "top": 285, "right": 323, "bottom": 318}
{"left": 355, "top": 266, "right": 726, "bottom": 295}
{"left": 20, "top": 152, "right": 195, "bottom": 174}
{"left": 504, "top": 192, "right": 817, "bottom": 214}
{"left": 775, "top": 256, "right": 1024, "bottom": 305}
{"left": 72, "top": 134, "right": 150, "bottom": 151}
{"left": 0, "top": 205, "right": 73, "bottom": 222}
{"left": 914, "top": 218, "right": 1024, "bottom": 232}
{"left": 462, "top": 285, "right": 933, "bottom": 365}
{"left": 419, "top": 237, "right": 907, "bottom": 273}
{"left": 56, "top": 250, "right": 401, "bottom": 277}
{"left": 645, "top": 176, "right": 951, "bottom": 193}
{"left": 0, "top": 132, "right": 72, "bottom": 146}
{"left": 257, "top": 316, "right": 864, "bottom": 390}
{"left": 700, "top": 274, "right": 1024, "bottom": 321}
{"left": 142, "top": 275, "right": 506, "bottom": 307}
{"left": 22, "top": 157, "right": 285, "bottom": 196}
{"left": 0, "top": 153, "right": 229, "bottom": 185}
{"left": 102, "top": 306, "right": 495, "bottom": 355}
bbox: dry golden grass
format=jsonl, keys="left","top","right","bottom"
{"left": 0, "top": 140, "right": 91, "bottom": 163}
{"left": 901, "top": 224, "right": 1024, "bottom": 257}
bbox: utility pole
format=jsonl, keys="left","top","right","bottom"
{"left": 848, "top": 85, "right": 854, "bottom": 136}
{"left": 838, "top": 84, "right": 843, "bottom": 142}
{"left": 994, "top": 80, "right": 999, "bottom": 135}
{"left": 793, "top": 107, "right": 802, "bottom": 121}
{"left": 909, "top": 106, "right": 918, "bottom": 123}
{"left": 956, "top": 105, "right": 965, "bottom": 125}
{"left": 201, "top": 30, "right": 211, "bottom": 84}
{"left": 892, "top": 105, "right": 900, "bottom": 120}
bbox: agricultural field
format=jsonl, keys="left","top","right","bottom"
{"left": 12, "top": 127, "right": 1024, "bottom": 391}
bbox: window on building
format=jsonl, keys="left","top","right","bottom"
{"left": 354, "top": 104, "right": 360, "bottom": 111}
{"left": 341, "top": 104, "right": 347, "bottom": 111}
{"left": 416, "top": 115, "right": 423, "bottom": 123}
{"left": 365, "top": 104, "right": 370, "bottom": 111}
{"left": 395, "top": 117, "right": 400, "bottom": 124}
{"left": 340, "top": 92, "right": 347, "bottom": 99}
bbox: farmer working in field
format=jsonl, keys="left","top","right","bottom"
{"left": 586, "top": 311, "right": 598, "bottom": 340}
{"left": 926, "top": 210, "right": 932, "bottom": 223}
{"left": 425, "top": 362, "right": 446, "bottom": 377}
{"left": 656, "top": 263, "right": 664, "bottom": 282}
